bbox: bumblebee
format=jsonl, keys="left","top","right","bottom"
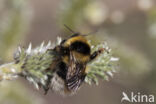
{"left": 46, "top": 33, "right": 104, "bottom": 95}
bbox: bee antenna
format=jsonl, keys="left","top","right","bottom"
{"left": 64, "top": 24, "right": 75, "bottom": 34}
{"left": 83, "top": 29, "right": 98, "bottom": 36}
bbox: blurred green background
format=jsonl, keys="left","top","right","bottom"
{"left": 0, "top": 0, "right": 156, "bottom": 104}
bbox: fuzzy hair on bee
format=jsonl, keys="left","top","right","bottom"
{"left": 43, "top": 33, "right": 106, "bottom": 95}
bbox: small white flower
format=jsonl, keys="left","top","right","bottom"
{"left": 39, "top": 41, "right": 45, "bottom": 52}
{"left": 18, "top": 46, "right": 22, "bottom": 53}
{"left": 107, "top": 71, "right": 113, "bottom": 77}
{"left": 46, "top": 41, "right": 52, "bottom": 49}
{"left": 57, "top": 37, "right": 62, "bottom": 45}
{"left": 110, "top": 57, "right": 119, "bottom": 61}
{"left": 26, "top": 43, "right": 32, "bottom": 54}
{"left": 34, "top": 82, "right": 39, "bottom": 90}
{"left": 11, "top": 68, "right": 16, "bottom": 73}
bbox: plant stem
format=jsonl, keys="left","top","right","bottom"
{"left": 0, "top": 62, "right": 22, "bottom": 81}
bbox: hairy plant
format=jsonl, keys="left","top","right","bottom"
{"left": 0, "top": 37, "right": 118, "bottom": 94}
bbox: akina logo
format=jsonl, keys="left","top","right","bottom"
{"left": 121, "top": 92, "right": 154, "bottom": 103}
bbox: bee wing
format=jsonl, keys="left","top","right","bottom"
{"left": 66, "top": 52, "right": 85, "bottom": 91}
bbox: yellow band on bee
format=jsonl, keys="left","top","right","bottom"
{"left": 63, "top": 36, "right": 90, "bottom": 47}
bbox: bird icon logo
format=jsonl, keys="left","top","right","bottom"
{"left": 121, "top": 92, "right": 131, "bottom": 102}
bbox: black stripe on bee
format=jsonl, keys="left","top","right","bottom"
{"left": 70, "top": 41, "right": 91, "bottom": 55}
{"left": 56, "top": 61, "right": 68, "bottom": 80}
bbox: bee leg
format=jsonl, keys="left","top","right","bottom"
{"left": 90, "top": 48, "right": 105, "bottom": 61}
{"left": 43, "top": 86, "right": 49, "bottom": 95}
